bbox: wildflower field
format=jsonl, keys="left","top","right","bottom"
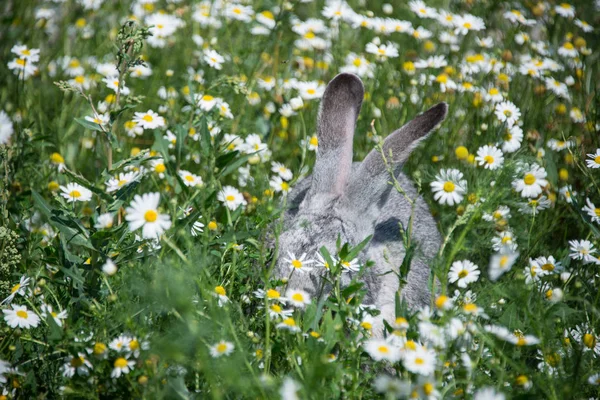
{"left": 1, "top": 0, "right": 600, "bottom": 398}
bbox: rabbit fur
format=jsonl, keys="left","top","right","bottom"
{"left": 274, "top": 73, "right": 447, "bottom": 335}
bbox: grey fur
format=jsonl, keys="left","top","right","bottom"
{"left": 274, "top": 73, "right": 446, "bottom": 335}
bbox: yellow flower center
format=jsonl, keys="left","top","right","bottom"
{"left": 270, "top": 304, "right": 282, "bottom": 313}
{"left": 114, "top": 357, "right": 128, "bottom": 368}
{"left": 216, "top": 343, "right": 228, "bottom": 353}
{"left": 118, "top": 179, "right": 127, "bottom": 186}
{"left": 156, "top": 24, "right": 164, "bottom": 29}
{"left": 130, "top": 340, "right": 139, "bottom": 350}
{"left": 415, "top": 357, "right": 424, "bottom": 365}
{"left": 11, "top": 283, "right": 20, "bottom": 293}
{"left": 93, "top": 342, "right": 107, "bottom": 354}
{"left": 377, "top": 345, "right": 389, "bottom": 354}
{"left": 154, "top": 163, "right": 166, "bottom": 173}
{"left": 261, "top": 11, "right": 274, "bottom": 19}
{"left": 283, "top": 318, "right": 296, "bottom": 327}
{"left": 215, "top": 286, "right": 226, "bottom": 296}
{"left": 203, "top": 95, "right": 214, "bottom": 101}
{"left": 435, "top": 295, "right": 448, "bottom": 309}
{"left": 233, "top": 7, "right": 241, "bottom": 14}
{"left": 142, "top": 114, "right": 154, "bottom": 122}
{"left": 71, "top": 356, "right": 85, "bottom": 367}
{"left": 225, "top": 195, "right": 235, "bottom": 202}
{"left": 377, "top": 48, "right": 386, "bottom": 55}
{"left": 309, "top": 136, "right": 318, "bottom": 146}
{"left": 458, "top": 269, "right": 468, "bottom": 279}
{"left": 353, "top": 58, "right": 362, "bottom": 67}
{"left": 499, "top": 256, "right": 509, "bottom": 268}
{"left": 563, "top": 42, "right": 574, "bottom": 50}
{"left": 524, "top": 173, "right": 536, "bottom": 185}
{"left": 281, "top": 182, "right": 289, "bottom": 191}
{"left": 291, "top": 259, "right": 302, "bottom": 269}
{"left": 595, "top": 155, "right": 600, "bottom": 164}
{"left": 292, "top": 293, "right": 304, "bottom": 303}
{"left": 144, "top": 210, "right": 158, "bottom": 222}
{"left": 484, "top": 155, "right": 494, "bottom": 164}
{"left": 501, "top": 236, "right": 511, "bottom": 244}
{"left": 70, "top": 190, "right": 81, "bottom": 198}
{"left": 423, "top": 383, "right": 434, "bottom": 395}
{"left": 583, "top": 333, "right": 596, "bottom": 349}
{"left": 463, "top": 303, "right": 477, "bottom": 313}
{"left": 541, "top": 263, "right": 554, "bottom": 271}
{"left": 185, "top": 175, "right": 194, "bottom": 182}
{"left": 361, "top": 321, "right": 372, "bottom": 330}
{"left": 463, "top": 22, "right": 472, "bottom": 29}
{"left": 443, "top": 181, "right": 455, "bottom": 192}
{"left": 16, "top": 310, "right": 28, "bottom": 319}
{"left": 306, "top": 88, "right": 316, "bottom": 95}
{"left": 75, "top": 76, "right": 85, "bottom": 84}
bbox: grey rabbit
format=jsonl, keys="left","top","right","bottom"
{"left": 274, "top": 73, "right": 446, "bottom": 335}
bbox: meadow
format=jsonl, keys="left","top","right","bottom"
{"left": 0, "top": 0, "right": 599, "bottom": 398}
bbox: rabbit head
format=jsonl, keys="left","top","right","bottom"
{"left": 274, "top": 73, "right": 447, "bottom": 297}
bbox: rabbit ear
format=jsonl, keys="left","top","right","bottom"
{"left": 305, "top": 73, "right": 364, "bottom": 204}
{"left": 342, "top": 103, "right": 447, "bottom": 219}
{"left": 361, "top": 102, "right": 447, "bottom": 176}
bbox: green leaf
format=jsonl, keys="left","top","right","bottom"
{"left": 32, "top": 191, "right": 95, "bottom": 251}
{"left": 346, "top": 235, "right": 372, "bottom": 261}
{"left": 74, "top": 117, "right": 104, "bottom": 132}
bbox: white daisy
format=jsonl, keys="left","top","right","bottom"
{"left": 133, "top": 110, "right": 165, "bottom": 130}
{"left": 125, "top": 192, "right": 172, "bottom": 239}
{"left": 40, "top": 303, "right": 68, "bottom": 327}
{"left": 95, "top": 213, "right": 114, "bottom": 229}
{"left": 285, "top": 289, "right": 311, "bottom": 308}
{"left": 365, "top": 42, "right": 399, "bottom": 59}
{"left": 203, "top": 49, "right": 224, "bottom": 70}
{"left": 178, "top": 170, "right": 203, "bottom": 187}
{"left": 3, "top": 304, "right": 40, "bottom": 329}
{"left": 295, "top": 81, "right": 325, "bottom": 100}
{"left": 59, "top": 183, "right": 93, "bottom": 203}
{"left": 111, "top": 357, "right": 135, "bottom": 378}
{"left": 102, "top": 76, "right": 130, "bottom": 96}
{"left": 512, "top": 165, "right": 548, "bottom": 198}
{"left": 583, "top": 198, "right": 600, "bottom": 223}
{"left": 269, "top": 176, "right": 291, "bottom": 196}
{"left": 501, "top": 125, "right": 523, "bottom": 153}
{"left": 276, "top": 317, "right": 301, "bottom": 332}
{"left": 61, "top": 353, "right": 92, "bottom": 378}
{"left": 403, "top": 345, "right": 436, "bottom": 375}
{"left": 105, "top": 171, "right": 140, "bottom": 193}
{"left": 364, "top": 339, "right": 401, "bottom": 362}
{"left": 475, "top": 145, "right": 504, "bottom": 170}
{"left": 430, "top": 169, "right": 467, "bottom": 206}
{"left": 448, "top": 260, "right": 480, "bottom": 288}
{"left": 494, "top": 101, "right": 521, "bottom": 127}
{"left": 271, "top": 162, "right": 293, "bottom": 181}
{"left": 217, "top": 186, "right": 247, "bottom": 210}
{"left": 489, "top": 252, "right": 519, "bottom": 281}
{"left": 568, "top": 239, "right": 596, "bottom": 262}
{"left": 586, "top": 149, "right": 600, "bottom": 168}
{"left": 283, "top": 252, "right": 315, "bottom": 274}
{"left": 1, "top": 276, "right": 30, "bottom": 305}
{"left": 209, "top": 340, "right": 234, "bottom": 358}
